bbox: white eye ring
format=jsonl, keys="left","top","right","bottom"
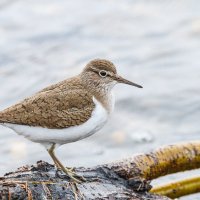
{"left": 99, "top": 70, "right": 108, "bottom": 78}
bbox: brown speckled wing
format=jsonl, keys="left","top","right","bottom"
{"left": 0, "top": 77, "right": 95, "bottom": 129}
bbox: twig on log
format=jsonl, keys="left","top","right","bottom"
{"left": 151, "top": 176, "right": 200, "bottom": 199}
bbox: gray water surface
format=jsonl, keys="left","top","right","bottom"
{"left": 0, "top": 1, "right": 200, "bottom": 199}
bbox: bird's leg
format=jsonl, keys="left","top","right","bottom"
{"left": 47, "top": 144, "right": 85, "bottom": 183}
{"left": 48, "top": 144, "right": 60, "bottom": 169}
{"left": 48, "top": 144, "right": 74, "bottom": 172}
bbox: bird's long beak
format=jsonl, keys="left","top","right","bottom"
{"left": 113, "top": 75, "right": 143, "bottom": 88}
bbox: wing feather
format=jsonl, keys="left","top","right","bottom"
{"left": 0, "top": 78, "right": 95, "bottom": 129}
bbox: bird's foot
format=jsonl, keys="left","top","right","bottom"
{"left": 67, "top": 170, "right": 86, "bottom": 184}
{"left": 55, "top": 165, "right": 74, "bottom": 172}
{"left": 56, "top": 166, "right": 86, "bottom": 184}
{"left": 66, "top": 167, "right": 75, "bottom": 172}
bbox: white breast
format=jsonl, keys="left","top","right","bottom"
{"left": 3, "top": 97, "right": 109, "bottom": 147}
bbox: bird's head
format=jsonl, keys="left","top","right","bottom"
{"left": 81, "top": 59, "right": 143, "bottom": 91}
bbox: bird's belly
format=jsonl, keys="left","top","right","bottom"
{"left": 3, "top": 97, "right": 109, "bottom": 145}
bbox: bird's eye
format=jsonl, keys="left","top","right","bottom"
{"left": 99, "top": 70, "right": 107, "bottom": 78}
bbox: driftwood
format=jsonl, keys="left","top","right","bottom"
{"left": 0, "top": 141, "right": 200, "bottom": 200}
{"left": 0, "top": 161, "right": 167, "bottom": 200}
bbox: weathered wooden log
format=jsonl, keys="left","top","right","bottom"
{"left": 0, "top": 161, "right": 168, "bottom": 200}
{"left": 0, "top": 141, "right": 199, "bottom": 199}
{"left": 105, "top": 141, "right": 200, "bottom": 181}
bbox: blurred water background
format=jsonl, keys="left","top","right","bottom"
{"left": 0, "top": 0, "right": 200, "bottom": 199}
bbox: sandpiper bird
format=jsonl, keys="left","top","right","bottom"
{"left": 0, "top": 59, "right": 142, "bottom": 183}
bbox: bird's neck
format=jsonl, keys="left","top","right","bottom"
{"left": 79, "top": 74, "right": 115, "bottom": 113}
{"left": 92, "top": 88, "right": 115, "bottom": 114}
